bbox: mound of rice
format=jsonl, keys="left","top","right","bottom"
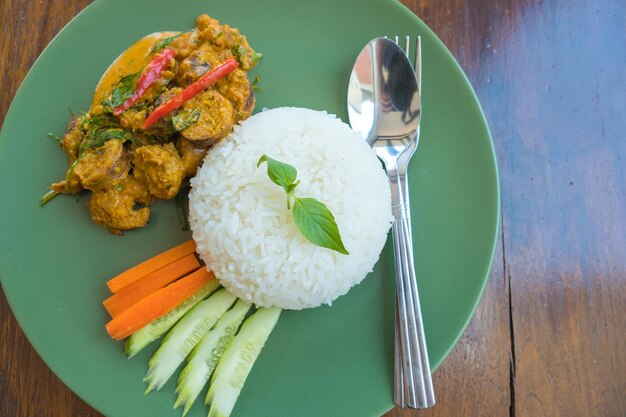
{"left": 189, "top": 107, "right": 392, "bottom": 310}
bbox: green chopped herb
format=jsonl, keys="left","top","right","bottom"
{"left": 82, "top": 113, "right": 119, "bottom": 131}
{"left": 212, "top": 31, "right": 224, "bottom": 44}
{"left": 39, "top": 189, "right": 59, "bottom": 207}
{"left": 252, "top": 74, "right": 262, "bottom": 92}
{"left": 172, "top": 107, "right": 201, "bottom": 131}
{"left": 100, "top": 71, "right": 141, "bottom": 113}
{"left": 231, "top": 44, "right": 247, "bottom": 65}
{"left": 47, "top": 132, "right": 62, "bottom": 143}
{"left": 250, "top": 51, "right": 263, "bottom": 68}
{"left": 257, "top": 155, "right": 349, "bottom": 255}
{"left": 80, "top": 128, "right": 137, "bottom": 152}
{"left": 150, "top": 33, "right": 181, "bottom": 53}
{"left": 64, "top": 153, "right": 84, "bottom": 184}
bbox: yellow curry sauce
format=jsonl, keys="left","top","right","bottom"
{"left": 45, "top": 15, "right": 260, "bottom": 234}
{"left": 90, "top": 32, "right": 178, "bottom": 113}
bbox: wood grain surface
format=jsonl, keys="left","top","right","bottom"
{"left": 1, "top": 0, "right": 624, "bottom": 416}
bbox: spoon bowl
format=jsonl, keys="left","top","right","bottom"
{"left": 347, "top": 38, "right": 420, "bottom": 157}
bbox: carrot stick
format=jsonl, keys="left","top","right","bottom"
{"left": 106, "top": 240, "right": 196, "bottom": 293}
{"left": 105, "top": 267, "right": 215, "bottom": 341}
{"left": 103, "top": 253, "right": 201, "bottom": 317}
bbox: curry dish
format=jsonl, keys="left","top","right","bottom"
{"left": 44, "top": 14, "right": 260, "bottom": 234}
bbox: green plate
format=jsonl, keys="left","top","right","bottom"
{"left": 0, "top": 0, "right": 499, "bottom": 416}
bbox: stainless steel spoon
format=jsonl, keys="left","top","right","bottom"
{"left": 347, "top": 37, "right": 434, "bottom": 409}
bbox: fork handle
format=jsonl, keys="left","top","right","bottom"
{"left": 390, "top": 167, "right": 435, "bottom": 409}
{"left": 398, "top": 162, "right": 435, "bottom": 408}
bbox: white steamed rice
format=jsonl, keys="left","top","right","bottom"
{"left": 189, "top": 107, "right": 392, "bottom": 310}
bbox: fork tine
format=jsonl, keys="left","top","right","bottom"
{"left": 403, "top": 35, "right": 410, "bottom": 59}
{"left": 392, "top": 35, "right": 420, "bottom": 90}
{"left": 415, "top": 36, "right": 422, "bottom": 93}
{"left": 392, "top": 35, "right": 411, "bottom": 60}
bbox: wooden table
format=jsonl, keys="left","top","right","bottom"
{"left": 1, "top": 0, "right": 624, "bottom": 416}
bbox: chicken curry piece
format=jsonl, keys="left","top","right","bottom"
{"left": 44, "top": 14, "right": 260, "bottom": 234}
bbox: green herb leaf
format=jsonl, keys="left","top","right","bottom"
{"left": 258, "top": 155, "right": 348, "bottom": 255}
{"left": 285, "top": 181, "right": 300, "bottom": 194}
{"left": 80, "top": 128, "right": 137, "bottom": 152}
{"left": 100, "top": 71, "right": 141, "bottom": 113}
{"left": 292, "top": 197, "right": 349, "bottom": 255}
{"left": 150, "top": 33, "right": 181, "bottom": 53}
{"left": 172, "top": 107, "right": 201, "bottom": 131}
{"left": 257, "top": 155, "right": 298, "bottom": 194}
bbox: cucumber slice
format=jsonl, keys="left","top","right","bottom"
{"left": 174, "top": 299, "right": 252, "bottom": 416}
{"left": 205, "top": 307, "right": 282, "bottom": 417}
{"left": 144, "top": 288, "right": 237, "bottom": 393}
{"left": 124, "top": 279, "right": 219, "bottom": 358}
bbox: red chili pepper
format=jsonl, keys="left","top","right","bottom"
{"left": 113, "top": 48, "right": 177, "bottom": 116}
{"left": 141, "top": 58, "right": 239, "bottom": 130}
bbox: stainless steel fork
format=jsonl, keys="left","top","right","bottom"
{"left": 391, "top": 34, "right": 435, "bottom": 409}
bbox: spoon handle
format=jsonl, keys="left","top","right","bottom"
{"left": 390, "top": 165, "right": 435, "bottom": 408}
